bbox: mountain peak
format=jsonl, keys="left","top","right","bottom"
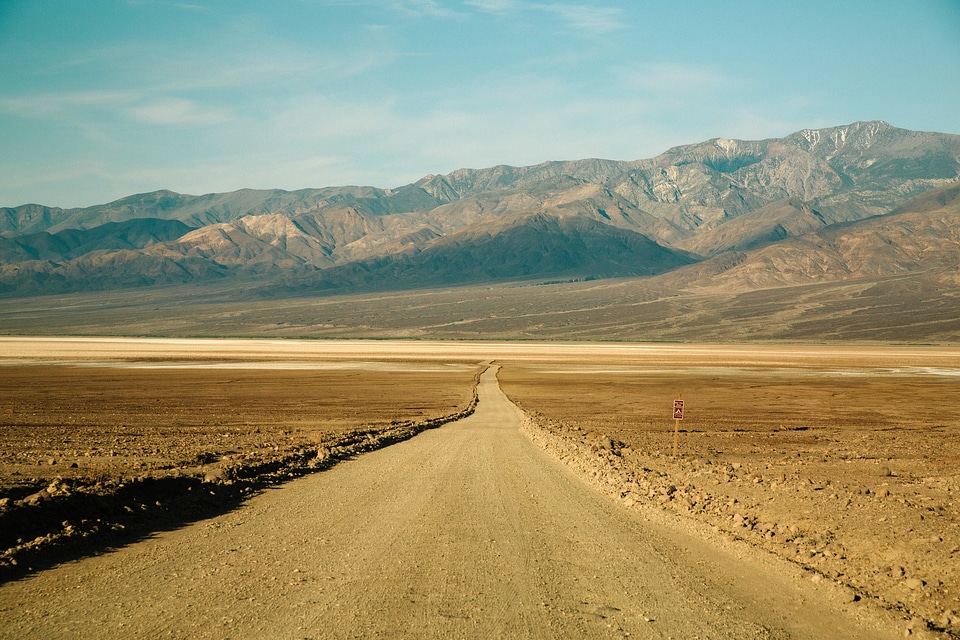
{"left": 786, "top": 120, "right": 902, "bottom": 155}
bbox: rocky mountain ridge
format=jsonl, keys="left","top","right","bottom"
{"left": 1, "top": 121, "right": 958, "bottom": 300}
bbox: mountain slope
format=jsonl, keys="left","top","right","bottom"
{"left": 277, "top": 213, "right": 697, "bottom": 294}
{"left": 680, "top": 180, "right": 960, "bottom": 292}
{"left": 0, "top": 251, "right": 230, "bottom": 297}
{"left": 0, "top": 218, "right": 193, "bottom": 263}
{"left": 0, "top": 122, "right": 958, "bottom": 301}
{"left": 673, "top": 198, "right": 829, "bottom": 257}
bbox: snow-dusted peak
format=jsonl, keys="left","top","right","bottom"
{"left": 713, "top": 138, "right": 739, "bottom": 154}
{"left": 790, "top": 120, "right": 896, "bottom": 155}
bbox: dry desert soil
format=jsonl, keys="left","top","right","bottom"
{"left": 0, "top": 338, "right": 958, "bottom": 637}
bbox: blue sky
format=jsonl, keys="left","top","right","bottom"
{"left": 1, "top": 1, "right": 959, "bottom": 208}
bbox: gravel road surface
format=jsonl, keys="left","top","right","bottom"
{"left": 0, "top": 366, "right": 901, "bottom": 639}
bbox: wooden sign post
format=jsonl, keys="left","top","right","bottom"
{"left": 673, "top": 398, "right": 684, "bottom": 457}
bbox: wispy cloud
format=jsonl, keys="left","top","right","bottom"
{"left": 0, "top": 91, "right": 136, "bottom": 118}
{"left": 0, "top": 90, "right": 231, "bottom": 128}
{"left": 271, "top": 93, "right": 399, "bottom": 141}
{"left": 464, "top": 0, "right": 517, "bottom": 13}
{"left": 129, "top": 97, "right": 231, "bottom": 126}
{"left": 534, "top": 3, "right": 627, "bottom": 35}
{"left": 146, "top": 48, "right": 383, "bottom": 94}
{"left": 391, "top": 0, "right": 462, "bottom": 18}
{"left": 467, "top": 1, "right": 627, "bottom": 33}
{"left": 616, "top": 62, "right": 730, "bottom": 96}
{"left": 121, "top": 0, "right": 209, "bottom": 10}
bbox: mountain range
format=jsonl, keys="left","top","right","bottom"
{"left": 1, "top": 120, "right": 959, "bottom": 341}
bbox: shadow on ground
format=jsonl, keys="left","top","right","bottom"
{"left": 0, "top": 389, "right": 479, "bottom": 584}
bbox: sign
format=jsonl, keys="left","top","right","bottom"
{"left": 673, "top": 399, "right": 684, "bottom": 420}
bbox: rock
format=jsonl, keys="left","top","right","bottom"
{"left": 21, "top": 490, "right": 49, "bottom": 506}
{"left": 904, "top": 578, "right": 925, "bottom": 590}
{"left": 905, "top": 617, "right": 925, "bottom": 636}
{"left": 876, "top": 487, "right": 890, "bottom": 498}
{"left": 203, "top": 467, "right": 230, "bottom": 484}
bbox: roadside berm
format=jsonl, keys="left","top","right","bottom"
{"left": 0, "top": 395, "right": 478, "bottom": 582}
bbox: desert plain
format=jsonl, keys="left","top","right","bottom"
{"left": 1, "top": 338, "right": 959, "bottom": 636}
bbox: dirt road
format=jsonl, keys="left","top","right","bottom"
{"left": 0, "top": 367, "right": 903, "bottom": 639}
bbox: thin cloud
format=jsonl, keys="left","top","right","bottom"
{"left": 534, "top": 3, "right": 627, "bottom": 35}
{"left": 464, "top": 0, "right": 517, "bottom": 13}
{"left": 145, "top": 49, "right": 380, "bottom": 94}
{"left": 392, "top": 0, "right": 463, "bottom": 18}
{"left": 0, "top": 90, "right": 140, "bottom": 118}
{"left": 129, "top": 97, "right": 231, "bottom": 126}
{"left": 272, "top": 93, "right": 399, "bottom": 141}
{"left": 30, "top": 37, "right": 393, "bottom": 103}
{"left": 0, "top": 90, "right": 230, "bottom": 127}
{"left": 616, "top": 62, "right": 730, "bottom": 96}
{"left": 122, "top": 0, "right": 209, "bottom": 9}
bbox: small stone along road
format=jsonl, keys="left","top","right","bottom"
{"left": 0, "top": 367, "right": 900, "bottom": 639}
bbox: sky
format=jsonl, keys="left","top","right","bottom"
{"left": 1, "top": 1, "right": 959, "bottom": 208}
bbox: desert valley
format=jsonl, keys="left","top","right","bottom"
{"left": 0, "top": 340, "right": 958, "bottom": 637}
{"left": 1, "top": 121, "right": 960, "bottom": 637}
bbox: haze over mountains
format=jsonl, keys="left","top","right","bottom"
{"left": 2, "top": 121, "right": 959, "bottom": 342}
